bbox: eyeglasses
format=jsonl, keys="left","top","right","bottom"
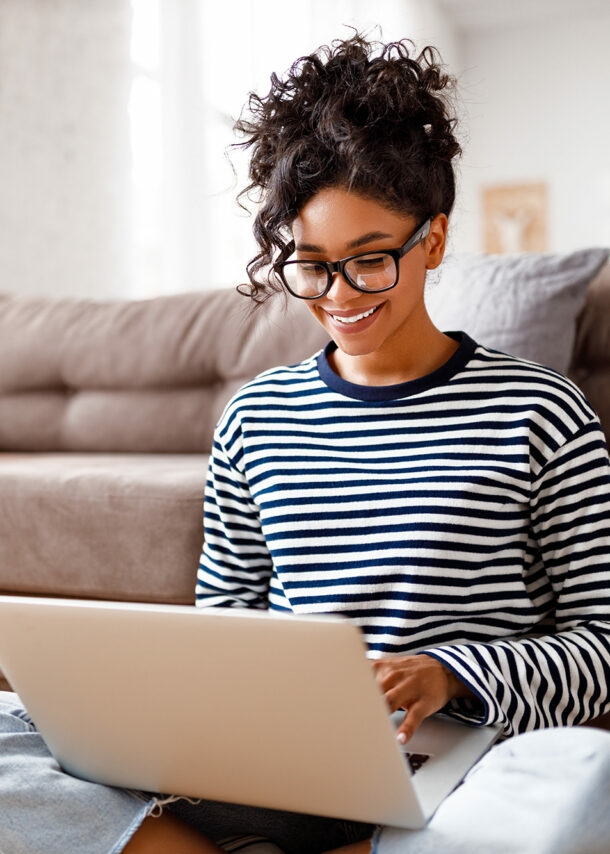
{"left": 274, "top": 218, "right": 432, "bottom": 300}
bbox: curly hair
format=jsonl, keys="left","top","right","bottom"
{"left": 233, "top": 33, "right": 461, "bottom": 303}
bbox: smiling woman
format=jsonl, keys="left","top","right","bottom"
{"left": 193, "top": 31, "right": 610, "bottom": 851}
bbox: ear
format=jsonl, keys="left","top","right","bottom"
{"left": 424, "top": 214, "right": 448, "bottom": 270}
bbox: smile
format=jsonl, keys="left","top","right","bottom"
{"left": 330, "top": 305, "right": 379, "bottom": 324}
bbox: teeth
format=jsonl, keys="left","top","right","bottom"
{"left": 332, "top": 306, "right": 378, "bottom": 324}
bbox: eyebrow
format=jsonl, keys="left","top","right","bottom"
{"left": 295, "top": 231, "right": 395, "bottom": 254}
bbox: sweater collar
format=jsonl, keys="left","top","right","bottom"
{"left": 316, "top": 332, "right": 477, "bottom": 402}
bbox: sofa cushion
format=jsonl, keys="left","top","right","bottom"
{"left": 569, "top": 261, "right": 610, "bottom": 439}
{"left": 0, "top": 452, "right": 207, "bottom": 604}
{"left": 426, "top": 247, "right": 609, "bottom": 374}
{"left": 0, "top": 388, "right": 238, "bottom": 454}
{"left": 0, "top": 289, "right": 328, "bottom": 452}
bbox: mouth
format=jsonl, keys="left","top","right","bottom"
{"left": 329, "top": 305, "right": 380, "bottom": 325}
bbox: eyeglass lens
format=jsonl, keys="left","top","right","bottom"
{"left": 283, "top": 252, "right": 397, "bottom": 298}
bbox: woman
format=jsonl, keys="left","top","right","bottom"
{"left": 197, "top": 31, "right": 610, "bottom": 744}
{"left": 2, "top": 33, "right": 610, "bottom": 854}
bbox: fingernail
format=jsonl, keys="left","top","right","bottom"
{"left": 396, "top": 732, "right": 407, "bottom": 744}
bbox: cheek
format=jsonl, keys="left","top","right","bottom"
{"left": 306, "top": 301, "right": 326, "bottom": 326}
{"left": 398, "top": 253, "right": 428, "bottom": 285}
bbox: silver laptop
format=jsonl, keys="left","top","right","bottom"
{"left": 0, "top": 596, "right": 500, "bottom": 829}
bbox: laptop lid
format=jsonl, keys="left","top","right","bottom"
{"left": 0, "top": 596, "right": 499, "bottom": 828}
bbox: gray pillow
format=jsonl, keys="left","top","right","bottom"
{"left": 426, "top": 247, "right": 610, "bottom": 373}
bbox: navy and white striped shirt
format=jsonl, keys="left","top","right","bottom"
{"left": 197, "top": 333, "right": 610, "bottom": 736}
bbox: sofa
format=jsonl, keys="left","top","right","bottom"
{"left": 0, "top": 247, "right": 609, "bottom": 698}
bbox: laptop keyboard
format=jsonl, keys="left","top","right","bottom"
{"left": 405, "top": 751, "right": 431, "bottom": 775}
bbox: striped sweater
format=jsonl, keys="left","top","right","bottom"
{"left": 196, "top": 333, "right": 610, "bottom": 736}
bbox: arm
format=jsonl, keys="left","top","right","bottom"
{"left": 422, "top": 421, "right": 610, "bottom": 737}
{"left": 371, "top": 421, "right": 610, "bottom": 741}
{"left": 195, "top": 422, "right": 273, "bottom": 609}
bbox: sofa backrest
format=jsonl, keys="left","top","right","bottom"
{"left": 0, "top": 288, "right": 328, "bottom": 453}
{"left": 569, "top": 261, "right": 610, "bottom": 441}
{"left": 1, "top": 260, "right": 609, "bottom": 453}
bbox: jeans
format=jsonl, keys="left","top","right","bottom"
{"left": 2, "top": 690, "right": 610, "bottom": 854}
{"left": 0, "top": 692, "right": 154, "bottom": 854}
{"left": 168, "top": 797, "right": 374, "bottom": 853}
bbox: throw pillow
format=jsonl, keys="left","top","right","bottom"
{"left": 425, "top": 247, "right": 610, "bottom": 374}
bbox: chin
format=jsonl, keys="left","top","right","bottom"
{"left": 332, "top": 337, "right": 379, "bottom": 358}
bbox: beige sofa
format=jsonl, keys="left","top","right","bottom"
{"left": 0, "top": 254, "right": 609, "bottom": 698}
{"left": 0, "top": 289, "right": 326, "bottom": 615}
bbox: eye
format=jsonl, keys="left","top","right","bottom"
{"left": 351, "top": 253, "right": 390, "bottom": 272}
{"left": 299, "top": 261, "right": 328, "bottom": 278}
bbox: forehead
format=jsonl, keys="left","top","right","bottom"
{"left": 292, "top": 187, "right": 415, "bottom": 254}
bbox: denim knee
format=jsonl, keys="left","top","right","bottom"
{"left": 0, "top": 692, "right": 155, "bottom": 854}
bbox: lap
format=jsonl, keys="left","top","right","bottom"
{"left": 169, "top": 797, "right": 374, "bottom": 854}
{"left": 3, "top": 693, "right": 610, "bottom": 854}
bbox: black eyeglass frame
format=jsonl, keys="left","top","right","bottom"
{"left": 275, "top": 217, "right": 432, "bottom": 300}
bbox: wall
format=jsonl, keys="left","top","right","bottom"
{"left": 453, "top": 8, "right": 610, "bottom": 254}
{"left": 1, "top": 2, "right": 607, "bottom": 299}
{"left": 401, "top": 0, "right": 463, "bottom": 71}
{"left": 0, "top": 0, "right": 132, "bottom": 299}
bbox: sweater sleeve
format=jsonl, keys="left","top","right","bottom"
{"left": 195, "top": 420, "right": 273, "bottom": 609}
{"left": 423, "top": 420, "right": 610, "bottom": 737}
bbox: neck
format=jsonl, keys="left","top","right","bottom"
{"left": 329, "top": 326, "right": 459, "bottom": 387}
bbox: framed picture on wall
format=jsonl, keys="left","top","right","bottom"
{"left": 482, "top": 183, "right": 548, "bottom": 254}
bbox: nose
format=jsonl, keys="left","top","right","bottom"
{"left": 326, "top": 270, "right": 359, "bottom": 302}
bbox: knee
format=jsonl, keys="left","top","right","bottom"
{"left": 507, "top": 726, "right": 610, "bottom": 765}
{"left": 0, "top": 692, "right": 35, "bottom": 734}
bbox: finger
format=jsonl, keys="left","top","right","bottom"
{"left": 371, "top": 657, "right": 413, "bottom": 678}
{"left": 394, "top": 703, "right": 427, "bottom": 744}
{"left": 383, "top": 684, "right": 413, "bottom": 713}
{"left": 370, "top": 660, "right": 397, "bottom": 684}
{"left": 372, "top": 662, "right": 411, "bottom": 694}
{"left": 371, "top": 666, "right": 405, "bottom": 705}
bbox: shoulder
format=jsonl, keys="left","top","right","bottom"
{"left": 463, "top": 341, "right": 598, "bottom": 436}
{"left": 216, "top": 352, "right": 325, "bottom": 430}
{"left": 467, "top": 341, "right": 588, "bottom": 396}
{"left": 234, "top": 352, "right": 322, "bottom": 398}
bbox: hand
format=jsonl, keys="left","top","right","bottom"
{"left": 371, "top": 654, "right": 474, "bottom": 744}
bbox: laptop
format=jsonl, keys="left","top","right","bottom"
{"left": 0, "top": 596, "right": 500, "bottom": 829}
